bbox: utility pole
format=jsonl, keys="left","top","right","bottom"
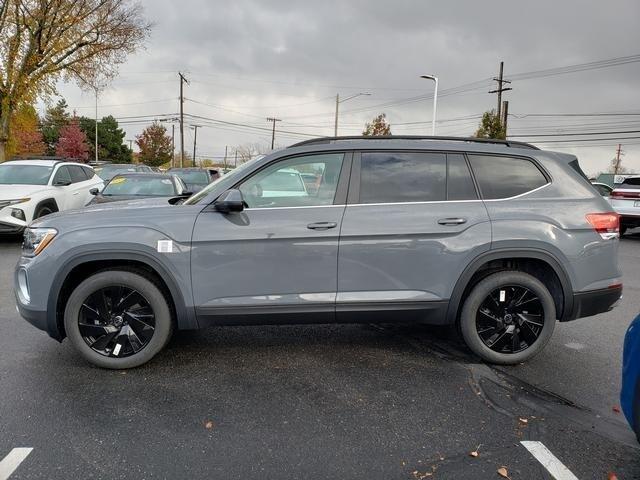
{"left": 223, "top": 145, "right": 228, "bottom": 171}
{"left": 171, "top": 124, "right": 175, "bottom": 168}
{"left": 234, "top": 149, "right": 238, "bottom": 168}
{"left": 501, "top": 100, "right": 509, "bottom": 136}
{"left": 267, "top": 117, "right": 281, "bottom": 150}
{"left": 127, "top": 139, "right": 133, "bottom": 154}
{"left": 179, "top": 72, "right": 189, "bottom": 168}
{"left": 488, "top": 61, "right": 512, "bottom": 121}
{"left": 192, "top": 125, "right": 200, "bottom": 167}
{"left": 614, "top": 144, "right": 624, "bottom": 175}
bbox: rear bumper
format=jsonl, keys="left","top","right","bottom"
{"left": 563, "top": 285, "right": 623, "bottom": 321}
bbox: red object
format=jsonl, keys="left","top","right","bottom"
{"left": 612, "top": 405, "right": 621, "bottom": 413}
{"left": 611, "top": 190, "right": 640, "bottom": 199}
{"left": 585, "top": 212, "right": 620, "bottom": 234}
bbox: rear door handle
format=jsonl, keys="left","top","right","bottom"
{"left": 438, "top": 217, "right": 467, "bottom": 226}
{"left": 307, "top": 222, "right": 338, "bottom": 230}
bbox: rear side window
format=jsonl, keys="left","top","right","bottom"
{"left": 68, "top": 165, "right": 88, "bottom": 183}
{"left": 82, "top": 166, "right": 95, "bottom": 179}
{"left": 468, "top": 155, "right": 548, "bottom": 200}
{"left": 447, "top": 154, "right": 477, "bottom": 200}
{"left": 359, "top": 152, "right": 446, "bottom": 203}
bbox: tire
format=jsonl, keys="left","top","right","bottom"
{"left": 64, "top": 270, "right": 173, "bottom": 369}
{"left": 34, "top": 204, "right": 54, "bottom": 219}
{"left": 459, "top": 271, "right": 556, "bottom": 365}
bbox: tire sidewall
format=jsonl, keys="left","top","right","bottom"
{"left": 459, "top": 271, "right": 556, "bottom": 365}
{"left": 64, "top": 270, "right": 172, "bottom": 369}
{"left": 35, "top": 206, "right": 53, "bottom": 219}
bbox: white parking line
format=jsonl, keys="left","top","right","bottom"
{"left": 521, "top": 441, "right": 579, "bottom": 480}
{"left": 0, "top": 448, "right": 33, "bottom": 480}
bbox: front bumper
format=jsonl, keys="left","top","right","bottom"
{"left": 564, "top": 285, "right": 623, "bottom": 321}
{"left": 0, "top": 208, "right": 27, "bottom": 234}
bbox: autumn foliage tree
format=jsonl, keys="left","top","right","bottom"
{"left": 135, "top": 123, "right": 172, "bottom": 167}
{"left": 0, "top": 0, "right": 151, "bottom": 161}
{"left": 474, "top": 110, "right": 506, "bottom": 140}
{"left": 363, "top": 113, "right": 392, "bottom": 136}
{"left": 8, "top": 103, "right": 45, "bottom": 157}
{"left": 56, "top": 118, "right": 89, "bottom": 161}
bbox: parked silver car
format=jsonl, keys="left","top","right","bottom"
{"left": 15, "top": 136, "right": 622, "bottom": 369}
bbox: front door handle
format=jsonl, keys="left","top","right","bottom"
{"left": 438, "top": 217, "right": 467, "bottom": 226}
{"left": 307, "top": 222, "right": 338, "bottom": 230}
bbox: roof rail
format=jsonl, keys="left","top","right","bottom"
{"left": 289, "top": 135, "right": 539, "bottom": 150}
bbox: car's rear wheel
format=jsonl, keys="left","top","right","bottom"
{"left": 459, "top": 271, "right": 556, "bottom": 365}
{"left": 64, "top": 270, "right": 173, "bottom": 369}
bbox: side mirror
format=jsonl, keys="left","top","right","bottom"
{"left": 214, "top": 189, "right": 245, "bottom": 213}
{"left": 89, "top": 188, "right": 99, "bottom": 195}
{"left": 54, "top": 180, "right": 71, "bottom": 187}
{"left": 180, "top": 191, "right": 193, "bottom": 198}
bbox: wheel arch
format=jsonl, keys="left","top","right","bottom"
{"left": 47, "top": 251, "right": 195, "bottom": 341}
{"left": 33, "top": 198, "right": 59, "bottom": 218}
{"left": 446, "top": 249, "right": 573, "bottom": 325}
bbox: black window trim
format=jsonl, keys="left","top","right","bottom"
{"left": 446, "top": 152, "right": 480, "bottom": 201}
{"left": 465, "top": 152, "right": 552, "bottom": 201}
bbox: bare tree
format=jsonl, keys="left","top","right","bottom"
{"left": 0, "top": 0, "right": 152, "bottom": 161}
{"left": 234, "top": 142, "right": 268, "bottom": 165}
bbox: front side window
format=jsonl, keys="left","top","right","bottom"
{"left": 468, "top": 155, "right": 548, "bottom": 200}
{"left": 239, "top": 153, "right": 344, "bottom": 208}
{"left": 359, "top": 152, "right": 446, "bottom": 204}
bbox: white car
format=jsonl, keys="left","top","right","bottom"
{"left": 610, "top": 176, "right": 640, "bottom": 235}
{"left": 0, "top": 159, "right": 104, "bottom": 234}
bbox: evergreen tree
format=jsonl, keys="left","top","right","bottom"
{"left": 474, "top": 110, "right": 506, "bottom": 139}
{"left": 41, "top": 99, "right": 71, "bottom": 155}
{"left": 79, "top": 115, "right": 131, "bottom": 163}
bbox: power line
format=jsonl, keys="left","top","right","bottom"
{"left": 508, "top": 129, "right": 640, "bottom": 138}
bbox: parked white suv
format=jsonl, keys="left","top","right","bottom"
{"left": 610, "top": 176, "right": 640, "bottom": 235}
{"left": 0, "top": 159, "right": 104, "bottom": 234}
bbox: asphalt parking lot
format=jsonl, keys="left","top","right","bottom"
{"left": 1, "top": 235, "right": 639, "bottom": 479}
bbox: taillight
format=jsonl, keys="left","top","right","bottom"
{"left": 611, "top": 190, "right": 640, "bottom": 199}
{"left": 586, "top": 212, "right": 619, "bottom": 240}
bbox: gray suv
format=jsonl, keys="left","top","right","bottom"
{"left": 14, "top": 136, "right": 622, "bottom": 369}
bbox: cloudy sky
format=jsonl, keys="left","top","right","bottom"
{"left": 52, "top": 0, "right": 640, "bottom": 175}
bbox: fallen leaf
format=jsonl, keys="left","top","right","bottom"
{"left": 612, "top": 406, "right": 621, "bottom": 414}
{"left": 608, "top": 473, "right": 619, "bottom": 480}
{"left": 519, "top": 417, "right": 528, "bottom": 424}
{"left": 470, "top": 444, "right": 482, "bottom": 457}
{"left": 497, "top": 466, "right": 511, "bottom": 479}
{"left": 204, "top": 420, "right": 214, "bottom": 429}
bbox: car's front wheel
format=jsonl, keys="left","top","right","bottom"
{"left": 459, "top": 271, "right": 556, "bottom": 365}
{"left": 64, "top": 270, "right": 173, "bottom": 369}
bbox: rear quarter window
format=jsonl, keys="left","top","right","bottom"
{"left": 468, "top": 155, "right": 548, "bottom": 200}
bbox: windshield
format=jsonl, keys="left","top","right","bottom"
{"left": 171, "top": 170, "right": 210, "bottom": 185}
{"left": 102, "top": 176, "right": 176, "bottom": 196}
{"left": 184, "top": 158, "right": 259, "bottom": 205}
{"left": 0, "top": 164, "right": 53, "bottom": 185}
{"left": 98, "top": 165, "right": 139, "bottom": 180}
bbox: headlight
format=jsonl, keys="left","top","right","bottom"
{"left": 22, "top": 227, "right": 57, "bottom": 257}
{"left": 0, "top": 198, "right": 30, "bottom": 209}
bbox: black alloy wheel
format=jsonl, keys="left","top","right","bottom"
{"left": 475, "top": 285, "right": 544, "bottom": 354}
{"left": 78, "top": 286, "right": 156, "bottom": 358}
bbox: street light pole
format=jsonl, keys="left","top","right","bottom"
{"left": 94, "top": 87, "right": 99, "bottom": 163}
{"left": 334, "top": 92, "right": 371, "bottom": 136}
{"left": 420, "top": 75, "right": 438, "bottom": 136}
